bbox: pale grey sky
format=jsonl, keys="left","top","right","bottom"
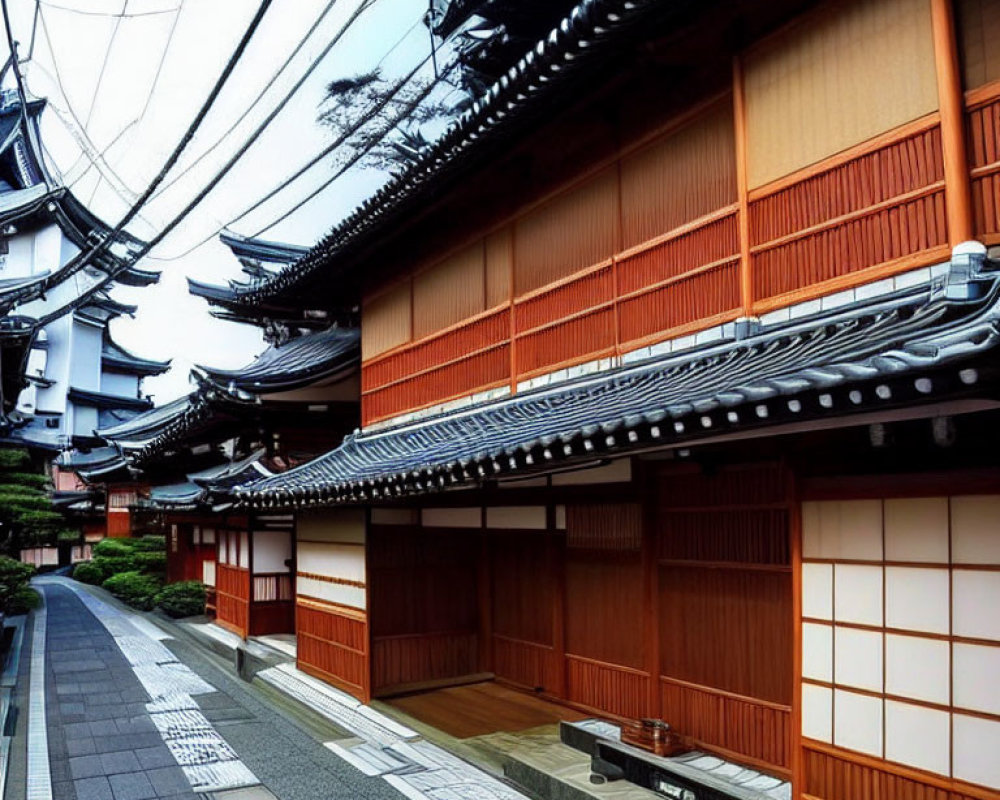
{"left": 1, "top": 0, "right": 451, "bottom": 402}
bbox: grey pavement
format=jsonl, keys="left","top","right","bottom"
{"left": 35, "top": 583, "right": 403, "bottom": 800}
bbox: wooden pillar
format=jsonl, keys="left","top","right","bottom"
{"left": 733, "top": 56, "right": 753, "bottom": 316}
{"left": 931, "top": 0, "right": 973, "bottom": 244}
{"left": 550, "top": 503, "right": 567, "bottom": 698}
{"left": 788, "top": 466, "right": 804, "bottom": 800}
{"left": 477, "top": 506, "right": 494, "bottom": 673}
{"left": 641, "top": 463, "right": 662, "bottom": 719}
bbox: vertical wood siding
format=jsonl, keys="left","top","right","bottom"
{"left": 369, "top": 524, "right": 481, "bottom": 694}
{"left": 361, "top": 281, "right": 412, "bottom": 360}
{"left": 743, "top": 0, "right": 938, "bottom": 190}
{"left": 215, "top": 563, "right": 249, "bottom": 637}
{"left": 967, "top": 90, "right": 1000, "bottom": 240}
{"left": 412, "top": 243, "right": 486, "bottom": 339}
{"left": 957, "top": 0, "right": 1000, "bottom": 90}
{"left": 653, "top": 463, "right": 793, "bottom": 771}
{"left": 619, "top": 102, "right": 737, "bottom": 249}
{"left": 749, "top": 121, "right": 948, "bottom": 304}
{"left": 296, "top": 600, "right": 370, "bottom": 701}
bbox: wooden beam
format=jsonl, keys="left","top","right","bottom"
{"left": 788, "top": 465, "right": 804, "bottom": 800}
{"left": 733, "top": 55, "right": 753, "bottom": 315}
{"left": 931, "top": 0, "right": 973, "bottom": 244}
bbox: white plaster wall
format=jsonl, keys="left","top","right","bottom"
{"left": 252, "top": 529, "right": 292, "bottom": 574}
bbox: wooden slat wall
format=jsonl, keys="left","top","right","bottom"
{"left": 653, "top": 463, "right": 793, "bottom": 772}
{"left": 803, "top": 744, "right": 986, "bottom": 800}
{"left": 966, "top": 89, "right": 1000, "bottom": 241}
{"left": 369, "top": 524, "right": 480, "bottom": 694}
{"left": 297, "top": 599, "right": 370, "bottom": 700}
{"left": 619, "top": 101, "right": 737, "bottom": 249}
{"left": 513, "top": 168, "right": 617, "bottom": 295}
{"left": 564, "top": 504, "right": 648, "bottom": 715}
{"left": 413, "top": 243, "right": 486, "bottom": 340}
{"left": 957, "top": 0, "right": 1000, "bottom": 90}
{"left": 743, "top": 0, "right": 939, "bottom": 190}
{"left": 215, "top": 563, "right": 249, "bottom": 637}
{"left": 361, "top": 281, "right": 412, "bottom": 360}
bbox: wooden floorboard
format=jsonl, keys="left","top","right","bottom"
{"left": 384, "top": 681, "right": 589, "bottom": 739}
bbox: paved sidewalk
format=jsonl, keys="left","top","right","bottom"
{"left": 42, "top": 584, "right": 198, "bottom": 800}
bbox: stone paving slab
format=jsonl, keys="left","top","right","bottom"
{"left": 39, "top": 585, "right": 204, "bottom": 800}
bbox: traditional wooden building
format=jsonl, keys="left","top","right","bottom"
{"left": 196, "top": 0, "right": 1000, "bottom": 797}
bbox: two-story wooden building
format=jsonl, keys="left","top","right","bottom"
{"left": 163, "top": 0, "right": 1000, "bottom": 798}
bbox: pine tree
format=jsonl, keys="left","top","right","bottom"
{"left": 0, "top": 448, "right": 74, "bottom": 556}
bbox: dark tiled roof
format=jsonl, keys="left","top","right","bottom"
{"left": 233, "top": 0, "right": 664, "bottom": 307}
{"left": 235, "top": 260, "right": 1000, "bottom": 508}
{"left": 68, "top": 387, "right": 153, "bottom": 413}
{"left": 197, "top": 326, "right": 359, "bottom": 393}
{"left": 102, "top": 332, "right": 170, "bottom": 376}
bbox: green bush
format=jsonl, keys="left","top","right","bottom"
{"left": 0, "top": 556, "right": 35, "bottom": 613}
{"left": 93, "top": 538, "right": 136, "bottom": 558}
{"left": 91, "top": 555, "right": 135, "bottom": 578}
{"left": 6, "top": 586, "right": 40, "bottom": 614}
{"left": 134, "top": 551, "right": 166, "bottom": 575}
{"left": 0, "top": 449, "right": 30, "bottom": 470}
{"left": 72, "top": 561, "right": 105, "bottom": 585}
{"left": 57, "top": 529, "right": 83, "bottom": 542}
{"left": 0, "top": 473, "right": 50, "bottom": 490}
{"left": 132, "top": 535, "right": 166, "bottom": 552}
{"left": 102, "top": 571, "right": 162, "bottom": 611}
{"left": 156, "top": 581, "right": 206, "bottom": 618}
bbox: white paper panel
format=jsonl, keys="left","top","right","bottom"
{"left": 884, "top": 700, "right": 950, "bottom": 777}
{"left": 238, "top": 532, "right": 249, "bottom": 569}
{"left": 486, "top": 506, "right": 546, "bottom": 530}
{"left": 802, "top": 684, "right": 833, "bottom": 743}
{"left": 421, "top": 507, "right": 481, "bottom": 528}
{"left": 953, "top": 714, "right": 1000, "bottom": 790}
{"left": 884, "top": 497, "right": 948, "bottom": 563}
{"left": 252, "top": 530, "right": 292, "bottom": 574}
{"left": 885, "top": 634, "right": 949, "bottom": 705}
{"left": 834, "top": 689, "right": 883, "bottom": 757}
{"left": 953, "top": 643, "right": 1000, "bottom": 716}
{"left": 297, "top": 577, "right": 366, "bottom": 610}
{"left": 951, "top": 495, "right": 1000, "bottom": 564}
{"left": 802, "top": 563, "right": 833, "bottom": 620}
{"left": 803, "top": 500, "right": 882, "bottom": 560}
{"left": 297, "top": 509, "right": 366, "bottom": 543}
{"left": 202, "top": 561, "right": 216, "bottom": 587}
{"left": 834, "top": 626, "right": 882, "bottom": 692}
{"left": 834, "top": 564, "right": 883, "bottom": 626}
{"left": 298, "top": 542, "right": 366, "bottom": 583}
{"left": 952, "top": 570, "right": 1000, "bottom": 641}
{"left": 802, "top": 623, "right": 833, "bottom": 682}
{"left": 886, "top": 566, "right": 949, "bottom": 634}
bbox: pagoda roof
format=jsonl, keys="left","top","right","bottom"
{"left": 143, "top": 450, "right": 270, "bottom": 510}
{"left": 234, "top": 0, "right": 664, "bottom": 309}
{"left": 219, "top": 231, "right": 308, "bottom": 269}
{"left": 234, "top": 254, "right": 1000, "bottom": 508}
{"left": 196, "top": 326, "right": 359, "bottom": 394}
{"left": 115, "top": 265, "right": 162, "bottom": 288}
{"left": 102, "top": 331, "right": 170, "bottom": 376}
{"left": 68, "top": 387, "right": 153, "bottom": 413}
{"left": 96, "top": 393, "right": 194, "bottom": 444}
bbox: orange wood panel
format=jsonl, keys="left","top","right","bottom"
{"left": 749, "top": 122, "right": 948, "bottom": 305}
{"left": 661, "top": 678, "right": 791, "bottom": 772}
{"left": 296, "top": 599, "right": 369, "bottom": 702}
{"left": 492, "top": 636, "right": 561, "bottom": 694}
{"left": 106, "top": 511, "right": 132, "bottom": 539}
{"left": 802, "top": 742, "right": 994, "bottom": 800}
{"left": 565, "top": 655, "right": 650, "bottom": 721}
{"left": 490, "top": 531, "right": 553, "bottom": 646}
{"left": 513, "top": 264, "right": 615, "bottom": 333}
{"left": 215, "top": 563, "right": 249, "bottom": 637}
{"left": 513, "top": 307, "right": 616, "bottom": 377}
{"left": 371, "top": 632, "right": 479, "bottom": 694}
{"left": 966, "top": 92, "right": 1000, "bottom": 238}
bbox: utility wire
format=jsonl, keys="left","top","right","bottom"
{"left": 38, "top": 1, "right": 179, "bottom": 18}
{"left": 84, "top": 0, "right": 127, "bottom": 129}
{"left": 28, "top": 0, "right": 274, "bottom": 308}
{"left": 149, "top": 0, "right": 345, "bottom": 203}
{"left": 154, "top": 45, "right": 451, "bottom": 261}
{"left": 1, "top": 0, "right": 36, "bottom": 140}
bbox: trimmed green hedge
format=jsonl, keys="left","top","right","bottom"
{"left": 102, "top": 571, "right": 162, "bottom": 611}
{"left": 72, "top": 561, "right": 104, "bottom": 585}
{"left": 132, "top": 535, "right": 166, "bottom": 552}
{"left": 0, "top": 556, "right": 35, "bottom": 613}
{"left": 156, "top": 581, "right": 206, "bottom": 618}
{"left": 7, "top": 586, "right": 40, "bottom": 614}
{"left": 92, "top": 538, "right": 135, "bottom": 558}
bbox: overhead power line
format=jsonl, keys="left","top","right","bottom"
{"left": 29, "top": 0, "right": 274, "bottom": 317}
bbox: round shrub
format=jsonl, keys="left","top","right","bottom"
{"left": 156, "top": 581, "right": 206, "bottom": 619}
{"left": 92, "top": 538, "right": 135, "bottom": 558}
{"left": 132, "top": 535, "right": 166, "bottom": 552}
{"left": 134, "top": 551, "right": 166, "bottom": 575}
{"left": 91, "top": 555, "right": 136, "bottom": 578}
{"left": 72, "top": 561, "right": 104, "bottom": 585}
{"left": 0, "top": 556, "right": 35, "bottom": 613}
{"left": 6, "top": 586, "right": 40, "bottom": 614}
{"left": 102, "top": 571, "right": 162, "bottom": 611}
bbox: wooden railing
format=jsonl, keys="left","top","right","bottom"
{"left": 361, "top": 112, "right": 961, "bottom": 425}
{"left": 252, "top": 572, "right": 293, "bottom": 603}
{"left": 215, "top": 563, "right": 249, "bottom": 636}
{"left": 966, "top": 81, "right": 1000, "bottom": 244}
{"left": 296, "top": 598, "right": 369, "bottom": 701}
